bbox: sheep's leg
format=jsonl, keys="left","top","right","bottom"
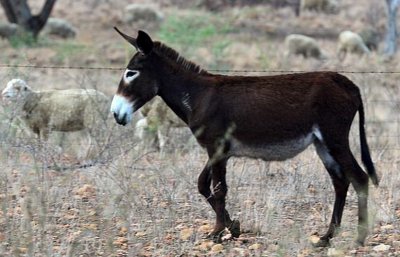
{"left": 39, "top": 129, "right": 49, "bottom": 142}
{"left": 38, "top": 129, "right": 50, "bottom": 156}
{"left": 80, "top": 130, "right": 92, "bottom": 161}
{"left": 157, "top": 125, "right": 169, "bottom": 154}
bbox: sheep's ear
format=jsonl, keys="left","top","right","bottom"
{"left": 114, "top": 27, "right": 138, "bottom": 49}
{"left": 136, "top": 30, "right": 153, "bottom": 55}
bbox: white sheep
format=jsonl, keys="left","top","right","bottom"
{"left": 124, "top": 4, "right": 164, "bottom": 25}
{"left": 0, "top": 23, "right": 19, "bottom": 39}
{"left": 284, "top": 34, "right": 326, "bottom": 60}
{"left": 337, "top": 31, "right": 370, "bottom": 60}
{"left": 42, "top": 18, "right": 77, "bottom": 38}
{"left": 300, "top": 0, "right": 339, "bottom": 14}
{"left": 136, "top": 97, "right": 186, "bottom": 150}
{"left": 2, "top": 79, "right": 109, "bottom": 142}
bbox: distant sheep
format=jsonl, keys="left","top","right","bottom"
{"left": 2, "top": 79, "right": 109, "bottom": 141}
{"left": 124, "top": 4, "right": 164, "bottom": 25}
{"left": 301, "top": 0, "right": 339, "bottom": 14}
{"left": 284, "top": 34, "right": 326, "bottom": 60}
{"left": 42, "top": 18, "right": 77, "bottom": 38}
{"left": 136, "top": 97, "right": 186, "bottom": 150}
{"left": 337, "top": 31, "right": 370, "bottom": 60}
{"left": 0, "top": 23, "right": 19, "bottom": 39}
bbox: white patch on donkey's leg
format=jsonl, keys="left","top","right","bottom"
{"left": 313, "top": 126, "right": 342, "bottom": 177}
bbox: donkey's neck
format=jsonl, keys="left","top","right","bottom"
{"left": 158, "top": 73, "right": 209, "bottom": 125}
{"left": 152, "top": 42, "right": 211, "bottom": 124}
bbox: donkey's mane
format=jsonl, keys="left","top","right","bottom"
{"left": 153, "top": 42, "right": 208, "bottom": 75}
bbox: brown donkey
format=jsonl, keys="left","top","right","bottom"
{"left": 111, "top": 28, "right": 378, "bottom": 246}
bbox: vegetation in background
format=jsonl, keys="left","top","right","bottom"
{"left": 53, "top": 41, "right": 88, "bottom": 63}
{"left": 8, "top": 32, "right": 40, "bottom": 48}
{"left": 158, "top": 12, "right": 232, "bottom": 52}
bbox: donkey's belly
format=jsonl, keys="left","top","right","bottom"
{"left": 228, "top": 132, "right": 315, "bottom": 161}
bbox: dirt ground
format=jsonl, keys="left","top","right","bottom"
{"left": 0, "top": 0, "right": 399, "bottom": 256}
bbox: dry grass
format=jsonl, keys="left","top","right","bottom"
{"left": 0, "top": 0, "right": 400, "bottom": 256}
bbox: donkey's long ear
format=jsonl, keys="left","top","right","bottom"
{"left": 136, "top": 30, "right": 153, "bottom": 55}
{"left": 114, "top": 27, "right": 138, "bottom": 49}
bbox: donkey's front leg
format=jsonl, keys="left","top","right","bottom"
{"left": 198, "top": 159, "right": 240, "bottom": 241}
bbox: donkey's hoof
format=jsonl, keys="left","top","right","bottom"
{"left": 312, "top": 238, "right": 330, "bottom": 248}
{"left": 229, "top": 220, "right": 241, "bottom": 238}
{"left": 206, "top": 230, "right": 224, "bottom": 243}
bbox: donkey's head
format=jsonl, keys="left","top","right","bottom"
{"left": 111, "top": 28, "right": 159, "bottom": 126}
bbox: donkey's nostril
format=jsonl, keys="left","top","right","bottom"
{"left": 112, "top": 112, "right": 128, "bottom": 126}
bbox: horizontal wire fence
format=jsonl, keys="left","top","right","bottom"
{"left": 3, "top": 63, "right": 400, "bottom": 74}
{"left": 0, "top": 64, "right": 399, "bottom": 158}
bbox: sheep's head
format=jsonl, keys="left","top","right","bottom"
{"left": 2, "top": 79, "right": 32, "bottom": 103}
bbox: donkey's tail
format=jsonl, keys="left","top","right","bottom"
{"left": 358, "top": 97, "right": 379, "bottom": 186}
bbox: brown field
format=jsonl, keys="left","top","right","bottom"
{"left": 0, "top": 0, "right": 399, "bottom": 256}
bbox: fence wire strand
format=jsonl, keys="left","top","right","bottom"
{"left": 3, "top": 63, "right": 400, "bottom": 74}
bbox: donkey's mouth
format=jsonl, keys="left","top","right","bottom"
{"left": 110, "top": 94, "right": 134, "bottom": 126}
{"left": 113, "top": 112, "right": 128, "bottom": 126}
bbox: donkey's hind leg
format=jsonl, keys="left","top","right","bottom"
{"left": 313, "top": 139, "right": 350, "bottom": 247}
{"left": 347, "top": 155, "right": 369, "bottom": 245}
{"left": 315, "top": 138, "right": 369, "bottom": 246}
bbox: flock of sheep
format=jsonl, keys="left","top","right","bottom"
{"left": 284, "top": 30, "right": 376, "bottom": 61}
{"left": 285, "top": 0, "right": 379, "bottom": 61}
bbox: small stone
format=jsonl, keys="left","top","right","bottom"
{"left": 180, "top": 228, "right": 194, "bottom": 241}
{"left": 113, "top": 236, "right": 128, "bottom": 246}
{"left": 309, "top": 235, "right": 320, "bottom": 244}
{"left": 18, "top": 248, "right": 28, "bottom": 254}
{"left": 249, "top": 243, "right": 262, "bottom": 250}
{"left": 327, "top": 248, "right": 345, "bottom": 257}
{"left": 381, "top": 224, "right": 394, "bottom": 230}
{"left": 196, "top": 241, "right": 213, "bottom": 251}
{"left": 198, "top": 224, "right": 213, "bottom": 234}
{"left": 75, "top": 184, "right": 96, "bottom": 198}
{"left": 340, "top": 231, "right": 352, "bottom": 237}
{"left": 244, "top": 199, "right": 255, "bottom": 207}
{"left": 135, "top": 231, "right": 147, "bottom": 237}
{"left": 211, "top": 244, "right": 224, "bottom": 252}
{"left": 373, "top": 244, "right": 391, "bottom": 252}
{"left": 120, "top": 226, "right": 128, "bottom": 234}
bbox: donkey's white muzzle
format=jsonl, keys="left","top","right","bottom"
{"left": 110, "top": 95, "right": 134, "bottom": 126}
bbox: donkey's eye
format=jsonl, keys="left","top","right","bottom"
{"left": 123, "top": 69, "right": 140, "bottom": 84}
{"left": 126, "top": 71, "right": 137, "bottom": 78}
